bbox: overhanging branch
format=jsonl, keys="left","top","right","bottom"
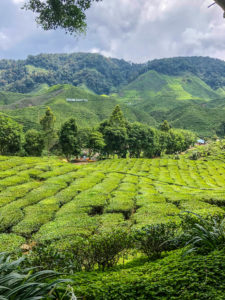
{"left": 214, "top": 0, "right": 225, "bottom": 17}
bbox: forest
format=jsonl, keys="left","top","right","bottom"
{"left": 1, "top": 54, "right": 225, "bottom": 94}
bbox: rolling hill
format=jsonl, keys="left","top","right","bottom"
{"left": 0, "top": 84, "right": 155, "bottom": 131}
{"left": 1, "top": 53, "right": 225, "bottom": 137}
{"left": 115, "top": 70, "right": 225, "bottom": 137}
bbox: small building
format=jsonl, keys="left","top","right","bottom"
{"left": 66, "top": 98, "right": 88, "bottom": 102}
{"left": 196, "top": 139, "right": 205, "bottom": 145}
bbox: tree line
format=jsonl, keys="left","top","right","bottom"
{"left": 0, "top": 53, "right": 142, "bottom": 94}
{"left": 0, "top": 105, "right": 196, "bottom": 159}
{"left": 2, "top": 54, "right": 225, "bottom": 94}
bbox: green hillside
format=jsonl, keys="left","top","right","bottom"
{"left": 118, "top": 70, "right": 219, "bottom": 103}
{"left": 0, "top": 53, "right": 142, "bottom": 94}
{"left": 1, "top": 54, "right": 225, "bottom": 94}
{"left": 1, "top": 78, "right": 224, "bottom": 136}
{"left": 115, "top": 70, "right": 225, "bottom": 137}
{"left": 0, "top": 84, "right": 155, "bottom": 130}
{"left": 145, "top": 56, "right": 225, "bottom": 90}
{"left": 1, "top": 53, "right": 225, "bottom": 137}
{"left": 0, "top": 91, "right": 30, "bottom": 106}
{"left": 166, "top": 105, "right": 225, "bottom": 137}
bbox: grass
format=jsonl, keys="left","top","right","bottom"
{"left": 0, "top": 156, "right": 225, "bottom": 252}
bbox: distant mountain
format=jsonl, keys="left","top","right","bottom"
{"left": 143, "top": 56, "right": 225, "bottom": 90}
{"left": 1, "top": 54, "right": 225, "bottom": 94}
{"left": 0, "top": 53, "right": 142, "bottom": 94}
{"left": 1, "top": 53, "right": 225, "bottom": 137}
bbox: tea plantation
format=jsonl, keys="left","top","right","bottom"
{"left": 0, "top": 156, "right": 225, "bottom": 252}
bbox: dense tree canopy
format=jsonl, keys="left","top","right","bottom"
{"left": 98, "top": 105, "right": 196, "bottom": 158}
{"left": 85, "top": 130, "right": 105, "bottom": 157}
{"left": 0, "top": 115, "right": 23, "bottom": 155}
{"left": 0, "top": 53, "right": 141, "bottom": 94}
{"left": 24, "top": 0, "right": 102, "bottom": 34}
{"left": 59, "top": 118, "right": 80, "bottom": 160}
{"left": 24, "top": 129, "right": 45, "bottom": 156}
{"left": 1, "top": 54, "right": 225, "bottom": 94}
{"left": 40, "top": 107, "right": 56, "bottom": 153}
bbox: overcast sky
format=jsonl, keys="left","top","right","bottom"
{"left": 0, "top": 0, "right": 225, "bottom": 62}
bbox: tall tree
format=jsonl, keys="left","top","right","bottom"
{"left": 159, "top": 120, "right": 171, "bottom": 132}
{"left": 103, "top": 126, "right": 128, "bottom": 158}
{"left": 143, "top": 127, "right": 161, "bottom": 158}
{"left": 86, "top": 131, "right": 105, "bottom": 158}
{"left": 109, "top": 105, "right": 126, "bottom": 127}
{"left": 127, "top": 122, "right": 149, "bottom": 158}
{"left": 24, "top": 129, "right": 45, "bottom": 156}
{"left": 59, "top": 118, "right": 80, "bottom": 160}
{"left": 0, "top": 115, "right": 23, "bottom": 155}
{"left": 24, "top": 0, "right": 102, "bottom": 34}
{"left": 99, "top": 105, "right": 128, "bottom": 157}
{"left": 40, "top": 107, "right": 56, "bottom": 154}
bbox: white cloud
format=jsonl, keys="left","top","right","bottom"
{"left": 0, "top": 32, "right": 11, "bottom": 50}
{"left": 12, "top": 0, "right": 24, "bottom": 4}
{"left": 0, "top": 0, "right": 225, "bottom": 62}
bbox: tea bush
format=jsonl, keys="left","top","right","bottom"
{"left": 133, "top": 223, "right": 179, "bottom": 259}
{"left": 0, "top": 156, "right": 225, "bottom": 253}
{"left": 70, "top": 249, "right": 225, "bottom": 300}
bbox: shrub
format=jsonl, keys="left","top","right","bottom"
{"left": 83, "top": 229, "right": 131, "bottom": 270}
{"left": 133, "top": 223, "right": 179, "bottom": 259}
{"left": 0, "top": 233, "right": 25, "bottom": 252}
{"left": 25, "top": 239, "right": 84, "bottom": 273}
{"left": 30, "top": 229, "right": 131, "bottom": 272}
{"left": 72, "top": 250, "right": 225, "bottom": 300}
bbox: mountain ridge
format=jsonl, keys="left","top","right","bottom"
{"left": 1, "top": 53, "right": 225, "bottom": 94}
{"left": 1, "top": 53, "right": 225, "bottom": 138}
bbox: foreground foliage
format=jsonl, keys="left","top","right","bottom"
{"left": 71, "top": 249, "right": 225, "bottom": 300}
{"left": 182, "top": 213, "right": 225, "bottom": 255}
{"left": 24, "top": 0, "right": 102, "bottom": 34}
{"left": 0, "top": 252, "right": 69, "bottom": 299}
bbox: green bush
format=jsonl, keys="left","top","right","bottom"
{"left": 81, "top": 229, "right": 131, "bottom": 271}
{"left": 133, "top": 223, "right": 179, "bottom": 259}
{"left": 25, "top": 239, "right": 84, "bottom": 273}
{"left": 0, "top": 233, "right": 25, "bottom": 252}
{"left": 72, "top": 250, "right": 225, "bottom": 300}
{"left": 29, "top": 229, "right": 130, "bottom": 272}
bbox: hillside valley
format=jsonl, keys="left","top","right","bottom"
{"left": 1, "top": 53, "right": 225, "bottom": 137}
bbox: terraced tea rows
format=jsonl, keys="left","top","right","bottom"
{"left": 0, "top": 156, "right": 225, "bottom": 251}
